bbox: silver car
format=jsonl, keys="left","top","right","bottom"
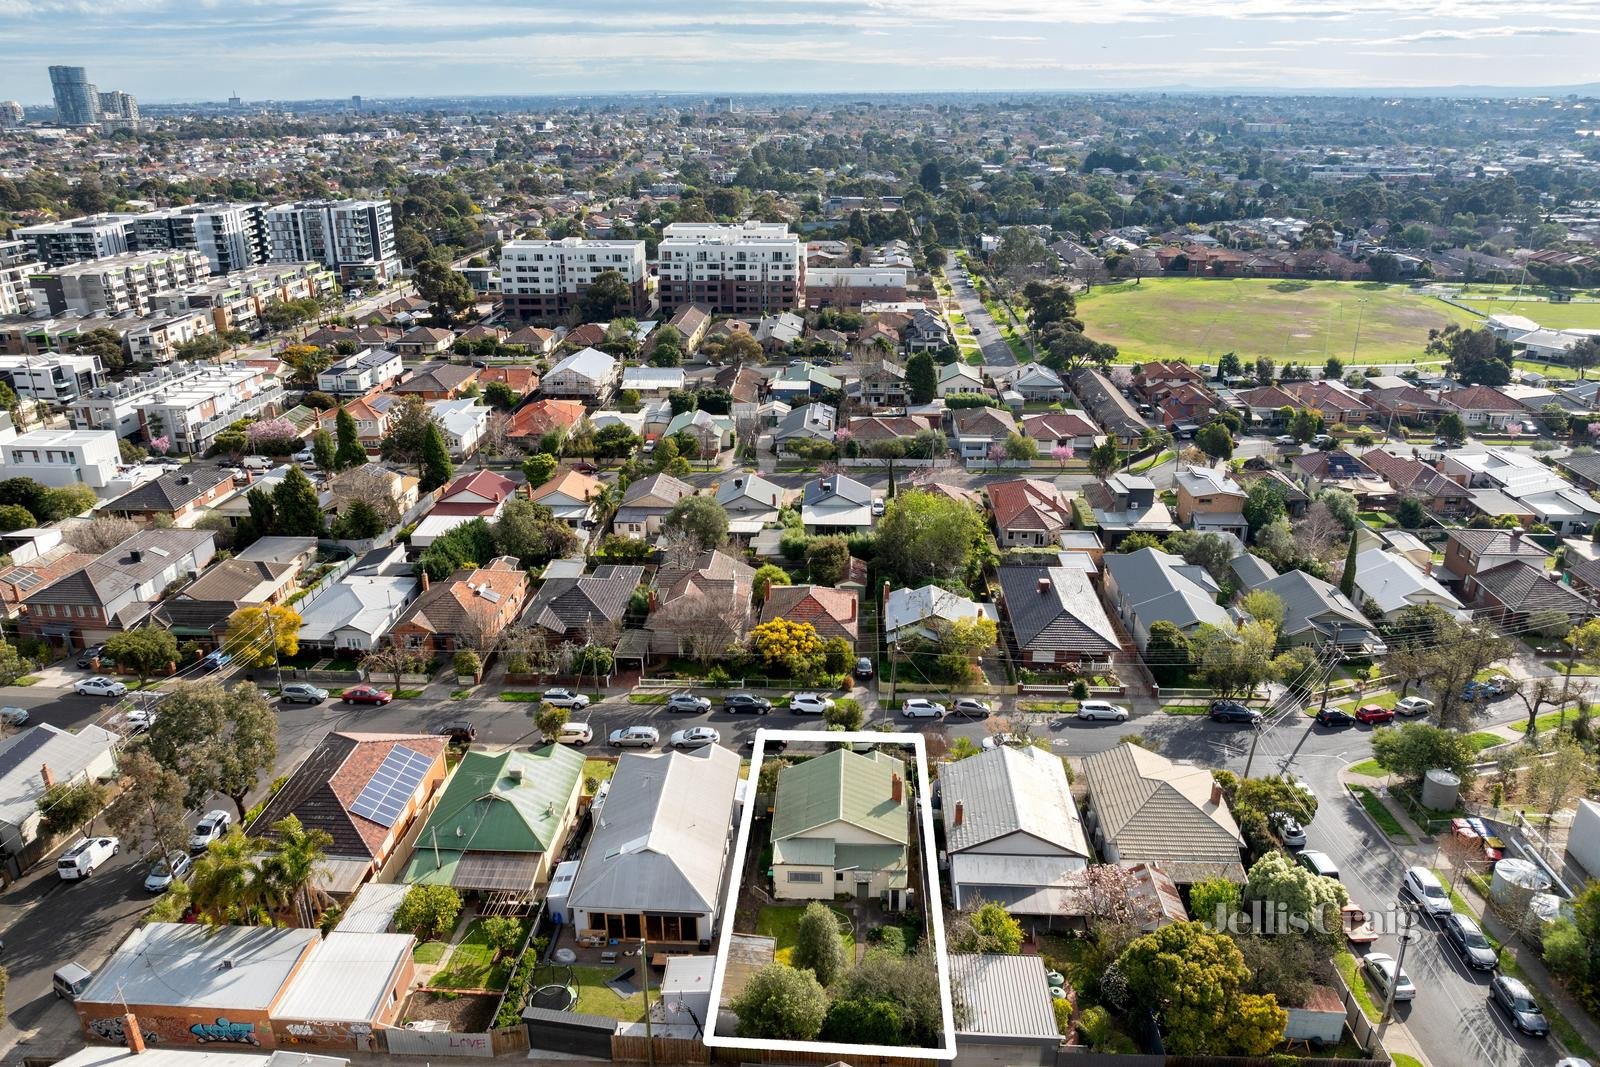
{"left": 670, "top": 726, "right": 720, "bottom": 750}
{"left": 901, "top": 698, "right": 946, "bottom": 719}
{"left": 1364, "top": 952, "right": 1416, "bottom": 1002}
{"left": 144, "top": 850, "right": 192, "bottom": 893}
{"left": 1077, "top": 700, "right": 1129, "bottom": 722}
{"left": 279, "top": 683, "right": 328, "bottom": 705}
{"left": 0, "top": 706, "right": 28, "bottom": 726}
{"left": 608, "top": 725, "right": 659, "bottom": 749}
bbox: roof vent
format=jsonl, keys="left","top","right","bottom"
{"left": 221, "top": 958, "right": 235, "bottom": 970}
{"left": 507, "top": 767, "right": 524, "bottom": 783}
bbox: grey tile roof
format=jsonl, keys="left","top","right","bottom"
{"left": 998, "top": 565, "right": 1120, "bottom": 656}
{"left": 567, "top": 746, "right": 740, "bottom": 916}
{"left": 940, "top": 745, "right": 1088, "bottom": 859}
{"left": 802, "top": 473, "right": 871, "bottom": 508}
{"left": 1103, "top": 548, "right": 1232, "bottom": 631}
{"left": 1255, "top": 569, "right": 1373, "bottom": 642}
{"left": 26, "top": 528, "right": 214, "bottom": 609}
{"left": 524, "top": 564, "right": 644, "bottom": 634}
{"left": 105, "top": 465, "right": 235, "bottom": 513}
{"left": 1475, "top": 560, "right": 1594, "bottom": 616}
{"left": 1081, "top": 744, "right": 1243, "bottom": 878}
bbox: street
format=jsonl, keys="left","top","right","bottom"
{"left": 945, "top": 262, "right": 1021, "bottom": 367}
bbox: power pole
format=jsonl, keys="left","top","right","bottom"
{"left": 262, "top": 607, "right": 285, "bottom": 694}
{"left": 640, "top": 930, "right": 655, "bottom": 1067}
{"left": 1243, "top": 722, "right": 1263, "bottom": 779}
{"left": 1372, "top": 904, "right": 1416, "bottom": 1052}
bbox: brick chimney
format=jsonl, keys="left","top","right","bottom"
{"left": 953, "top": 801, "right": 964, "bottom": 827}
{"left": 420, "top": 572, "right": 430, "bottom": 592}
{"left": 891, "top": 772, "right": 903, "bottom": 804}
{"left": 1510, "top": 526, "right": 1524, "bottom": 550}
{"left": 847, "top": 594, "right": 857, "bottom": 621}
{"left": 39, "top": 764, "right": 53, "bottom": 789}
{"left": 1038, "top": 577, "right": 1052, "bottom": 594}
{"left": 1210, "top": 782, "right": 1224, "bottom": 807}
{"left": 124, "top": 1013, "right": 145, "bottom": 1054}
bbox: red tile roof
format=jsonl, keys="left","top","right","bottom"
{"left": 988, "top": 478, "right": 1073, "bottom": 533}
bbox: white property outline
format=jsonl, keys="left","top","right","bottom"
{"left": 703, "top": 728, "right": 957, "bottom": 1059}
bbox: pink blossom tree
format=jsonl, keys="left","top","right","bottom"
{"left": 1051, "top": 444, "right": 1075, "bottom": 469}
{"left": 987, "top": 441, "right": 1007, "bottom": 465}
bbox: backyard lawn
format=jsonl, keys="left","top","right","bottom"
{"left": 413, "top": 941, "right": 449, "bottom": 965}
{"left": 570, "top": 964, "right": 648, "bottom": 1022}
{"left": 1076, "top": 277, "right": 1474, "bottom": 365}
{"left": 429, "top": 919, "right": 526, "bottom": 992}
{"left": 756, "top": 904, "right": 855, "bottom": 966}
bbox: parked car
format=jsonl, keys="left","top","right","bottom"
{"left": 75, "top": 676, "right": 127, "bottom": 698}
{"left": 1355, "top": 703, "right": 1395, "bottom": 725}
{"left": 609, "top": 725, "right": 659, "bottom": 749}
{"left": 0, "top": 706, "right": 28, "bottom": 726}
{"left": 1463, "top": 677, "right": 1508, "bottom": 703}
{"left": 1451, "top": 816, "right": 1505, "bottom": 863}
{"left": 871, "top": 498, "right": 886, "bottom": 516}
{"left": 279, "top": 683, "right": 328, "bottom": 705}
{"left": 790, "top": 693, "right": 834, "bottom": 715}
{"left": 1342, "top": 903, "right": 1379, "bottom": 946}
{"left": 542, "top": 688, "right": 591, "bottom": 710}
{"left": 189, "top": 810, "right": 232, "bottom": 853}
{"left": 901, "top": 698, "right": 946, "bottom": 719}
{"left": 949, "top": 698, "right": 992, "bottom": 719}
{"left": 1491, "top": 975, "right": 1550, "bottom": 1035}
{"left": 556, "top": 722, "right": 593, "bottom": 745}
{"left": 670, "top": 726, "right": 721, "bottom": 750}
{"left": 1443, "top": 912, "right": 1498, "bottom": 970}
{"left": 854, "top": 658, "right": 874, "bottom": 679}
{"left": 1274, "top": 434, "right": 1297, "bottom": 446}
{"left": 1078, "top": 700, "right": 1129, "bottom": 722}
{"left": 666, "top": 694, "right": 712, "bottom": 714}
{"left": 746, "top": 737, "right": 787, "bottom": 755}
{"left": 57, "top": 836, "right": 119, "bottom": 880}
{"left": 241, "top": 455, "right": 274, "bottom": 472}
{"left": 1209, "top": 700, "right": 1261, "bottom": 725}
{"left": 982, "top": 733, "right": 1026, "bottom": 750}
{"left": 1296, "top": 850, "right": 1340, "bottom": 880}
{"left": 291, "top": 447, "right": 314, "bottom": 463}
{"left": 1363, "top": 952, "right": 1417, "bottom": 1002}
{"left": 1273, "top": 813, "right": 1307, "bottom": 849}
{"left": 1315, "top": 708, "right": 1356, "bottom": 728}
{"left": 1401, "top": 866, "right": 1454, "bottom": 916}
{"left": 341, "top": 685, "right": 393, "bottom": 705}
{"left": 723, "top": 693, "right": 772, "bottom": 714}
{"left": 125, "top": 707, "right": 158, "bottom": 731}
{"left": 1395, "top": 696, "right": 1434, "bottom": 717}
{"left": 53, "top": 963, "right": 94, "bottom": 1000}
{"left": 144, "top": 850, "right": 193, "bottom": 893}
{"left": 438, "top": 721, "right": 477, "bottom": 745}
{"left": 75, "top": 645, "right": 107, "bottom": 669}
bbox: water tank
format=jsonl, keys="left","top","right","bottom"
{"left": 1421, "top": 769, "right": 1461, "bottom": 811}
{"left": 1490, "top": 858, "right": 1551, "bottom": 920}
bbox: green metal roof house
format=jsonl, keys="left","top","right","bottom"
{"left": 771, "top": 747, "right": 911, "bottom": 908}
{"left": 404, "top": 744, "right": 584, "bottom": 898}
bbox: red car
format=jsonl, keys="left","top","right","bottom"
{"left": 342, "top": 685, "right": 393, "bottom": 706}
{"left": 1355, "top": 703, "right": 1395, "bottom": 725}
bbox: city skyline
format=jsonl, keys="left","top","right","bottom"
{"left": 3, "top": 0, "right": 1600, "bottom": 103}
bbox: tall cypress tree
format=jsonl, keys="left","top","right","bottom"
{"left": 419, "top": 422, "right": 454, "bottom": 493}
{"left": 1339, "top": 528, "right": 1360, "bottom": 600}
{"left": 334, "top": 407, "right": 368, "bottom": 469}
{"left": 271, "top": 466, "right": 326, "bottom": 537}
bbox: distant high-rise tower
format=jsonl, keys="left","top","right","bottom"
{"left": 96, "top": 90, "right": 139, "bottom": 129}
{"left": 228, "top": 93, "right": 241, "bottom": 107}
{"left": 0, "top": 101, "right": 23, "bottom": 128}
{"left": 49, "top": 65, "right": 99, "bottom": 126}
{"left": 351, "top": 95, "right": 362, "bottom": 110}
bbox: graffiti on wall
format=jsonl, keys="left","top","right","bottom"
{"left": 87, "top": 1016, "right": 158, "bottom": 1047}
{"left": 190, "top": 1018, "right": 261, "bottom": 1045}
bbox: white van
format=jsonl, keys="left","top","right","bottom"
{"left": 57, "top": 836, "right": 119, "bottom": 880}
{"left": 53, "top": 962, "right": 93, "bottom": 1000}
{"left": 241, "top": 455, "right": 274, "bottom": 472}
{"left": 557, "top": 722, "right": 593, "bottom": 746}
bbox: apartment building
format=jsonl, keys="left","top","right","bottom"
{"left": 71, "top": 361, "right": 279, "bottom": 447}
{"left": 805, "top": 266, "right": 909, "bottom": 308}
{"left": 0, "top": 352, "right": 105, "bottom": 405}
{"left": 265, "top": 199, "right": 400, "bottom": 284}
{"left": 0, "top": 429, "right": 120, "bottom": 489}
{"left": 29, "top": 249, "right": 211, "bottom": 316}
{"left": 656, "top": 221, "right": 804, "bottom": 314}
{"left": 49, "top": 65, "right": 99, "bottom": 126}
{"left": 0, "top": 240, "right": 42, "bottom": 316}
{"left": 499, "top": 238, "right": 649, "bottom": 322}
{"left": 15, "top": 213, "right": 135, "bottom": 267}
{"left": 125, "top": 308, "right": 218, "bottom": 364}
{"left": 162, "top": 261, "right": 335, "bottom": 334}
{"left": 317, "top": 347, "right": 404, "bottom": 395}
{"left": 128, "top": 202, "right": 268, "bottom": 273}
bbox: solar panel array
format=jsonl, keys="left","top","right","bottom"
{"left": 349, "top": 745, "right": 433, "bottom": 827}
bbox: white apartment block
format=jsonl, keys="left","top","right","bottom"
{"left": 317, "top": 347, "right": 404, "bottom": 395}
{"left": 70, "top": 361, "right": 281, "bottom": 453}
{"left": 265, "top": 199, "right": 400, "bottom": 284}
{"left": 161, "top": 261, "right": 336, "bottom": 334}
{"left": 656, "top": 221, "right": 804, "bottom": 315}
{"left": 128, "top": 202, "right": 267, "bottom": 274}
{"left": 499, "top": 238, "right": 648, "bottom": 322}
{"left": 0, "top": 240, "right": 43, "bottom": 316}
{"left": 125, "top": 309, "right": 217, "bottom": 364}
{"left": 30, "top": 250, "right": 211, "bottom": 317}
{"left": 0, "top": 428, "right": 120, "bottom": 489}
{"left": 15, "top": 213, "right": 135, "bottom": 267}
{"left": 0, "top": 352, "right": 106, "bottom": 405}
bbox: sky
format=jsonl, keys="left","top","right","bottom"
{"left": 2, "top": 0, "right": 1600, "bottom": 103}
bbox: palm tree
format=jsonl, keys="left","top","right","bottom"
{"left": 188, "top": 827, "right": 262, "bottom": 926}
{"left": 260, "top": 815, "right": 332, "bottom": 928}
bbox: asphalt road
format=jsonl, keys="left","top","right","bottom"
{"left": 946, "top": 263, "right": 1022, "bottom": 367}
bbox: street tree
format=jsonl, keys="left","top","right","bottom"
{"left": 224, "top": 603, "right": 302, "bottom": 669}
{"left": 1370, "top": 722, "right": 1477, "bottom": 784}
{"left": 105, "top": 628, "right": 177, "bottom": 690}
{"left": 140, "top": 682, "right": 279, "bottom": 818}
{"left": 38, "top": 779, "right": 108, "bottom": 840}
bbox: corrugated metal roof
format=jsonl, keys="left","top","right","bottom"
{"left": 272, "top": 931, "right": 412, "bottom": 1022}
{"left": 940, "top": 745, "right": 1088, "bottom": 859}
{"left": 949, "top": 953, "right": 1059, "bottom": 1040}
{"left": 771, "top": 748, "right": 908, "bottom": 846}
{"left": 337, "top": 882, "right": 410, "bottom": 934}
{"left": 412, "top": 745, "right": 584, "bottom": 856}
{"left": 80, "top": 924, "right": 317, "bottom": 1010}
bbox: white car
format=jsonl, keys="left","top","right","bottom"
{"left": 1077, "top": 700, "right": 1129, "bottom": 722}
{"left": 241, "top": 455, "right": 273, "bottom": 472}
{"left": 981, "top": 733, "right": 1026, "bottom": 750}
{"left": 189, "top": 810, "right": 232, "bottom": 853}
{"left": 1362, "top": 952, "right": 1416, "bottom": 1002}
{"left": 871, "top": 498, "right": 886, "bottom": 516}
{"left": 790, "top": 693, "right": 834, "bottom": 715}
{"left": 901, "top": 698, "right": 946, "bottom": 719}
{"left": 1395, "top": 696, "right": 1434, "bottom": 717}
{"left": 75, "top": 676, "right": 127, "bottom": 698}
{"left": 608, "top": 725, "right": 659, "bottom": 749}
{"left": 1401, "top": 866, "right": 1453, "bottom": 916}
{"left": 125, "top": 707, "right": 158, "bottom": 730}
{"left": 1273, "top": 813, "right": 1307, "bottom": 849}
{"left": 670, "top": 726, "right": 721, "bottom": 750}
{"left": 291, "top": 447, "right": 314, "bottom": 463}
{"left": 542, "top": 688, "right": 591, "bottom": 710}
{"left": 144, "top": 850, "right": 193, "bottom": 893}
{"left": 0, "top": 706, "right": 28, "bottom": 726}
